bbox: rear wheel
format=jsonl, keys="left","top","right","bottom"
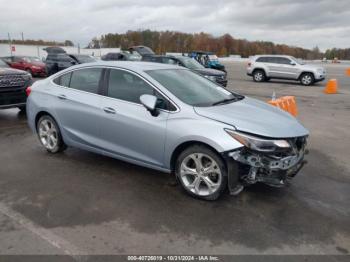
{"left": 253, "top": 70, "right": 266, "bottom": 82}
{"left": 37, "top": 115, "right": 66, "bottom": 153}
{"left": 175, "top": 145, "right": 227, "bottom": 200}
{"left": 300, "top": 73, "right": 314, "bottom": 86}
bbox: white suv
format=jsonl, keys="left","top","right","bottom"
{"left": 247, "top": 55, "right": 326, "bottom": 86}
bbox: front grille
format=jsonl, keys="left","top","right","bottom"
{"left": 0, "top": 75, "right": 26, "bottom": 88}
{"left": 0, "top": 87, "right": 26, "bottom": 106}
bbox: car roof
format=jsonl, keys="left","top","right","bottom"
{"left": 255, "top": 54, "right": 292, "bottom": 58}
{"left": 72, "top": 61, "right": 182, "bottom": 72}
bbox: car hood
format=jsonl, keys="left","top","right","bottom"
{"left": 194, "top": 97, "right": 309, "bottom": 138}
{"left": 0, "top": 67, "right": 27, "bottom": 76}
{"left": 301, "top": 64, "right": 324, "bottom": 71}
{"left": 193, "top": 68, "right": 225, "bottom": 76}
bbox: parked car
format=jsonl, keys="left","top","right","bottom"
{"left": 45, "top": 53, "right": 96, "bottom": 76}
{"left": 101, "top": 51, "right": 141, "bottom": 61}
{"left": 1, "top": 56, "right": 46, "bottom": 77}
{"left": 188, "top": 51, "right": 226, "bottom": 72}
{"left": 247, "top": 55, "right": 326, "bottom": 86}
{"left": 142, "top": 55, "right": 228, "bottom": 87}
{"left": 68, "top": 54, "right": 97, "bottom": 64}
{"left": 0, "top": 59, "right": 32, "bottom": 110}
{"left": 26, "top": 62, "right": 309, "bottom": 200}
{"left": 128, "top": 46, "right": 155, "bottom": 57}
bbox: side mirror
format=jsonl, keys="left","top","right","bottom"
{"left": 290, "top": 62, "right": 296, "bottom": 66}
{"left": 140, "top": 94, "right": 159, "bottom": 116}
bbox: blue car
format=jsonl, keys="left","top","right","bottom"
{"left": 26, "top": 62, "right": 308, "bottom": 200}
{"left": 189, "top": 51, "right": 226, "bottom": 72}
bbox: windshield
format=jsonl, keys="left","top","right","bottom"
{"left": 0, "top": 60, "right": 9, "bottom": 68}
{"left": 75, "top": 55, "right": 96, "bottom": 63}
{"left": 127, "top": 53, "right": 142, "bottom": 61}
{"left": 147, "top": 69, "right": 243, "bottom": 107}
{"left": 25, "top": 57, "right": 41, "bottom": 62}
{"left": 208, "top": 55, "right": 219, "bottom": 61}
{"left": 290, "top": 56, "right": 305, "bottom": 65}
{"left": 176, "top": 57, "right": 204, "bottom": 70}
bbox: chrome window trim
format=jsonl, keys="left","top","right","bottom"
{"left": 50, "top": 65, "right": 180, "bottom": 113}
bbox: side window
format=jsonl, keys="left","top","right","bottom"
{"left": 107, "top": 69, "right": 176, "bottom": 111}
{"left": 70, "top": 68, "right": 102, "bottom": 94}
{"left": 53, "top": 72, "right": 72, "bottom": 87}
{"left": 256, "top": 57, "right": 267, "bottom": 63}
{"left": 279, "top": 57, "right": 292, "bottom": 65}
{"left": 107, "top": 69, "right": 154, "bottom": 104}
{"left": 61, "top": 72, "right": 72, "bottom": 87}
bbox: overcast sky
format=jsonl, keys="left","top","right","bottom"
{"left": 1, "top": 0, "right": 349, "bottom": 51}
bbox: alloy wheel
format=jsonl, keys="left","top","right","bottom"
{"left": 254, "top": 72, "right": 263, "bottom": 82}
{"left": 301, "top": 75, "right": 312, "bottom": 85}
{"left": 179, "top": 153, "right": 222, "bottom": 196}
{"left": 38, "top": 119, "right": 58, "bottom": 150}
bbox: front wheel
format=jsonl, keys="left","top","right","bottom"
{"left": 175, "top": 145, "right": 227, "bottom": 200}
{"left": 37, "top": 115, "right": 66, "bottom": 153}
{"left": 300, "top": 73, "right": 315, "bottom": 86}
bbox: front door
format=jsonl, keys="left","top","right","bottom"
{"left": 99, "top": 68, "right": 171, "bottom": 168}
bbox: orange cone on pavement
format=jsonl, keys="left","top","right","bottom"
{"left": 268, "top": 96, "right": 298, "bottom": 117}
{"left": 346, "top": 68, "right": 350, "bottom": 76}
{"left": 324, "top": 79, "right": 338, "bottom": 94}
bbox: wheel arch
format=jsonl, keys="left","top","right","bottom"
{"left": 35, "top": 111, "right": 56, "bottom": 131}
{"left": 252, "top": 67, "right": 266, "bottom": 75}
{"left": 298, "top": 71, "right": 315, "bottom": 80}
{"left": 170, "top": 140, "right": 224, "bottom": 173}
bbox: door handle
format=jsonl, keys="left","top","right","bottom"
{"left": 103, "top": 107, "right": 116, "bottom": 114}
{"left": 57, "top": 94, "right": 67, "bottom": 100}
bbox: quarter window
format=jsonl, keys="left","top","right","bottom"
{"left": 69, "top": 68, "right": 102, "bottom": 94}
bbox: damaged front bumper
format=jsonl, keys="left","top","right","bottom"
{"left": 226, "top": 136, "right": 308, "bottom": 192}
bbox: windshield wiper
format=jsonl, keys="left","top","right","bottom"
{"left": 212, "top": 97, "right": 239, "bottom": 106}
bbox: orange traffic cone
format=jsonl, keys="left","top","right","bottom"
{"left": 268, "top": 96, "right": 298, "bottom": 117}
{"left": 324, "top": 79, "right": 338, "bottom": 94}
{"left": 346, "top": 68, "right": 350, "bottom": 76}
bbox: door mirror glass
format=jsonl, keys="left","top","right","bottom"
{"left": 140, "top": 94, "right": 159, "bottom": 116}
{"left": 290, "top": 61, "right": 296, "bottom": 66}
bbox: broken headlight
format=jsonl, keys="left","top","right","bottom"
{"left": 225, "top": 129, "right": 291, "bottom": 152}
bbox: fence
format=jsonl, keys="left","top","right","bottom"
{"left": 0, "top": 44, "right": 120, "bottom": 59}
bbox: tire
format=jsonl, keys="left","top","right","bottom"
{"left": 18, "top": 106, "right": 26, "bottom": 112}
{"left": 300, "top": 73, "right": 315, "bottom": 86}
{"left": 36, "top": 115, "right": 66, "bottom": 153}
{"left": 253, "top": 69, "right": 266, "bottom": 82}
{"left": 175, "top": 145, "right": 228, "bottom": 200}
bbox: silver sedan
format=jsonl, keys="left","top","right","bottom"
{"left": 26, "top": 62, "right": 309, "bottom": 200}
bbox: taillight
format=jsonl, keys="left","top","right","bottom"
{"left": 26, "top": 86, "right": 32, "bottom": 96}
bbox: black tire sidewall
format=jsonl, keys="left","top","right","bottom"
{"left": 36, "top": 115, "right": 66, "bottom": 153}
{"left": 175, "top": 145, "right": 228, "bottom": 201}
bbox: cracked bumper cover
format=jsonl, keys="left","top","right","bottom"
{"left": 227, "top": 145, "right": 307, "bottom": 189}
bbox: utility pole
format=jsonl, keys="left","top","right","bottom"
{"left": 21, "top": 32, "right": 24, "bottom": 42}
{"left": 8, "top": 32, "right": 12, "bottom": 56}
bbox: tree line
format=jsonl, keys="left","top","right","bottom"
{"left": 0, "top": 39, "right": 74, "bottom": 47}
{"left": 93, "top": 30, "right": 349, "bottom": 60}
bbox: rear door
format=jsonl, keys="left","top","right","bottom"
{"left": 52, "top": 67, "right": 104, "bottom": 148}
{"left": 99, "top": 68, "right": 172, "bottom": 168}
